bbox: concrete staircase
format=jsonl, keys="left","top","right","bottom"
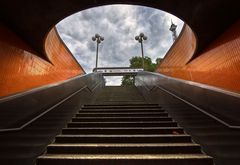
{"left": 37, "top": 87, "right": 213, "bottom": 165}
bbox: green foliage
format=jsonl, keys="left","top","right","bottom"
{"left": 121, "top": 56, "right": 163, "bottom": 86}
{"left": 156, "top": 57, "right": 163, "bottom": 65}
{"left": 121, "top": 75, "right": 134, "bottom": 86}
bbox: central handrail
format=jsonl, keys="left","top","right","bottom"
{"left": 93, "top": 67, "right": 143, "bottom": 76}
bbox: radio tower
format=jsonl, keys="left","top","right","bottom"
{"left": 169, "top": 20, "right": 177, "bottom": 42}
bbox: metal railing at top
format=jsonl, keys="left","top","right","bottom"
{"left": 93, "top": 67, "right": 143, "bottom": 76}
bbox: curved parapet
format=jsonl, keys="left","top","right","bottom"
{"left": 157, "top": 20, "right": 240, "bottom": 93}
{"left": 0, "top": 24, "right": 84, "bottom": 97}
{"left": 44, "top": 27, "right": 84, "bottom": 73}
{"left": 156, "top": 24, "right": 197, "bottom": 77}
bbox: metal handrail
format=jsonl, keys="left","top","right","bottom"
{"left": 155, "top": 85, "right": 240, "bottom": 129}
{"left": 136, "top": 77, "right": 240, "bottom": 129}
{"left": 0, "top": 81, "right": 102, "bottom": 132}
{"left": 0, "top": 85, "right": 87, "bottom": 132}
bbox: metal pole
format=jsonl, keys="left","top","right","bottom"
{"left": 133, "top": 75, "right": 135, "bottom": 85}
{"left": 140, "top": 41, "right": 144, "bottom": 70}
{"left": 96, "top": 42, "right": 99, "bottom": 68}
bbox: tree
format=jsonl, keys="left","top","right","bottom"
{"left": 121, "top": 75, "right": 135, "bottom": 86}
{"left": 121, "top": 56, "right": 162, "bottom": 86}
{"left": 156, "top": 57, "right": 163, "bottom": 65}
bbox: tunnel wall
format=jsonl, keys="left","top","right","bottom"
{"left": 0, "top": 24, "right": 84, "bottom": 97}
{"left": 159, "top": 24, "right": 197, "bottom": 68}
{"left": 156, "top": 20, "right": 240, "bottom": 93}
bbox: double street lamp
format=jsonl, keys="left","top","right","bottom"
{"left": 92, "top": 33, "right": 104, "bottom": 68}
{"left": 135, "top": 33, "right": 147, "bottom": 70}
{"left": 92, "top": 33, "right": 146, "bottom": 70}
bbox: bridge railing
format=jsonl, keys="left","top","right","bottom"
{"left": 93, "top": 67, "right": 143, "bottom": 76}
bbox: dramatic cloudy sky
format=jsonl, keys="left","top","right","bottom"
{"left": 56, "top": 5, "right": 184, "bottom": 85}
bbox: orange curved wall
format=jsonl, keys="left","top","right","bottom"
{"left": 0, "top": 24, "right": 84, "bottom": 97}
{"left": 159, "top": 24, "right": 197, "bottom": 68}
{"left": 157, "top": 20, "right": 240, "bottom": 93}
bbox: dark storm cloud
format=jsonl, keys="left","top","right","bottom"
{"left": 56, "top": 5, "right": 183, "bottom": 84}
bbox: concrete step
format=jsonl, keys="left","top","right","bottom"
{"left": 67, "top": 121, "right": 178, "bottom": 128}
{"left": 72, "top": 116, "right": 173, "bottom": 122}
{"left": 75, "top": 112, "right": 168, "bottom": 117}
{"left": 55, "top": 134, "right": 192, "bottom": 143}
{"left": 82, "top": 106, "right": 160, "bottom": 109}
{"left": 37, "top": 154, "right": 213, "bottom": 165}
{"left": 35, "top": 100, "right": 213, "bottom": 165}
{"left": 61, "top": 127, "right": 184, "bottom": 135}
{"left": 46, "top": 143, "right": 202, "bottom": 154}
{"left": 79, "top": 109, "right": 164, "bottom": 113}
{"left": 83, "top": 104, "right": 159, "bottom": 107}
{"left": 95, "top": 101, "right": 146, "bottom": 104}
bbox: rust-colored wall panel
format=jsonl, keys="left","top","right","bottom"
{"left": 45, "top": 28, "right": 84, "bottom": 71}
{"left": 157, "top": 21, "right": 240, "bottom": 93}
{"left": 158, "top": 24, "right": 197, "bottom": 68}
{"left": 0, "top": 24, "right": 84, "bottom": 97}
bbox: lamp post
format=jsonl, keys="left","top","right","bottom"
{"left": 169, "top": 20, "right": 177, "bottom": 42}
{"left": 135, "top": 33, "right": 147, "bottom": 70}
{"left": 92, "top": 33, "right": 104, "bottom": 69}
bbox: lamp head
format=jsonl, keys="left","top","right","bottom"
{"left": 140, "top": 33, "right": 144, "bottom": 37}
{"left": 92, "top": 37, "right": 96, "bottom": 41}
{"left": 95, "top": 33, "right": 100, "bottom": 38}
{"left": 135, "top": 36, "right": 139, "bottom": 40}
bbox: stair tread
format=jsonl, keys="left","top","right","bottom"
{"left": 62, "top": 127, "right": 183, "bottom": 130}
{"left": 72, "top": 116, "right": 171, "bottom": 119}
{"left": 76, "top": 112, "right": 167, "bottom": 114}
{"left": 49, "top": 143, "right": 200, "bottom": 147}
{"left": 57, "top": 134, "right": 190, "bottom": 138}
{"left": 82, "top": 106, "right": 161, "bottom": 109}
{"left": 69, "top": 121, "right": 175, "bottom": 124}
{"left": 80, "top": 109, "right": 164, "bottom": 112}
{"left": 61, "top": 127, "right": 184, "bottom": 135}
{"left": 38, "top": 154, "right": 212, "bottom": 159}
{"left": 81, "top": 108, "right": 162, "bottom": 110}
{"left": 83, "top": 104, "right": 159, "bottom": 106}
